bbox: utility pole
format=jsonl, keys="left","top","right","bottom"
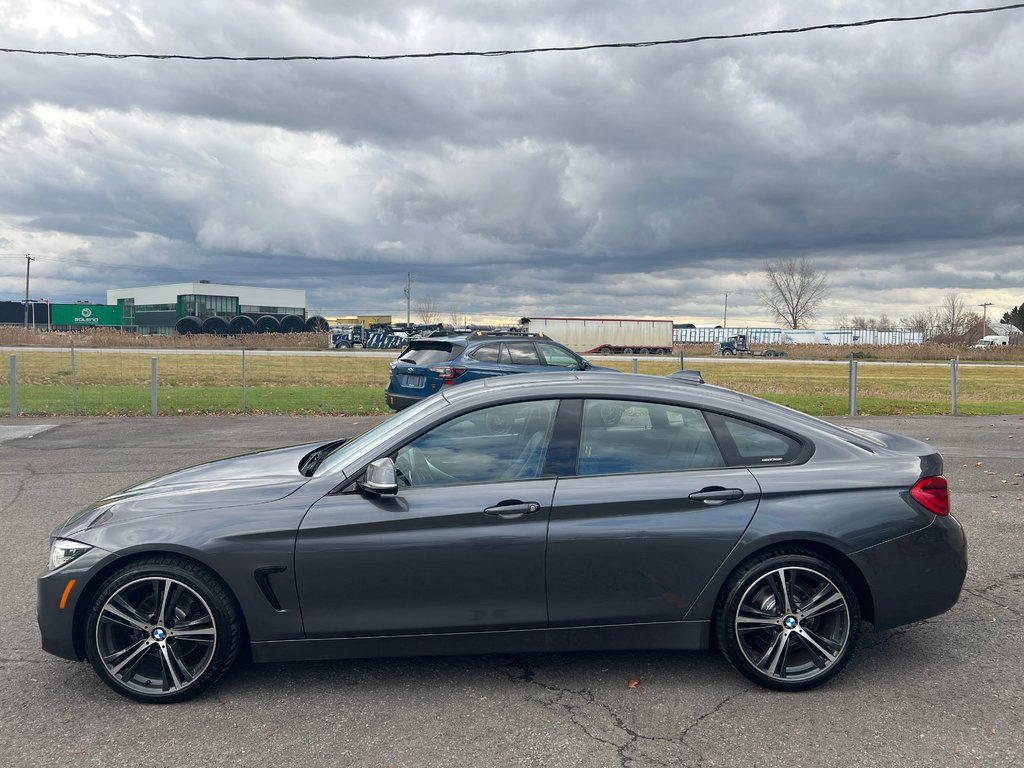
{"left": 723, "top": 291, "right": 730, "bottom": 328}
{"left": 23, "top": 255, "right": 35, "bottom": 329}
{"left": 979, "top": 302, "right": 993, "bottom": 326}
{"left": 404, "top": 272, "right": 413, "bottom": 325}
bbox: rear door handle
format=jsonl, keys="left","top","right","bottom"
{"left": 688, "top": 487, "right": 745, "bottom": 505}
{"left": 484, "top": 501, "right": 542, "bottom": 519}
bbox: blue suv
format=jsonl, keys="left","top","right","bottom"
{"left": 385, "top": 332, "right": 610, "bottom": 410}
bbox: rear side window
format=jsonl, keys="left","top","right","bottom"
{"left": 506, "top": 343, "right": 541, "bottom": 365}
{"left": 716, "top": 416, "right": 803, "bottom": 465}
{"left": 396, "top": 343, "right": 457, "bottom": 367}
{"left": 576, "top": 399, "right": 725, "bottom": 475}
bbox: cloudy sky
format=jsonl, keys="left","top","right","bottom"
{"left": 1, "top": 1, "right": 1022, "bottom": 326}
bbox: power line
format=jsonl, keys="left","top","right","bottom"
{"left": 2, "top": 4, "right": 1022, "bottom": 63}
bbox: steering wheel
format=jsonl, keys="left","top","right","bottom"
{"left": 395, "top": 446, "right": 431, "bottom": 486}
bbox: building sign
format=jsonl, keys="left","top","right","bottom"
{"left": 50, "top": 304, "right": 122, "bottom": 327}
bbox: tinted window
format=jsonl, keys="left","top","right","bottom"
{"left": 397, "top": 343, "right": 457, "bottom": 366}
{"left": 719, "top": 417, "right": 802, "bottom": 465}
{"left": 469, "top": 344, "right": 501, "bottom": 363}
{"left": 576, "top": 399, "right": 725, "bottom": 476}
{"left": 537, "top": 343, "right": 580, "bottom": 368}
{"left": 395, "top": 400, "right": 558, "bottom": 487}
{"left": 506, "top": 343, "right": 541, "bottom": 366}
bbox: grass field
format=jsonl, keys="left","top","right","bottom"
{"left": 2, "top": 349, "right": 1022, "bottom": 417}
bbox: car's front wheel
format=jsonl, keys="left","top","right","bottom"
{"left": 84, "top": 557, "right": 241, "bottom": 703}
{"left": 716, "top": 550, "right": 861, "bottom": 691}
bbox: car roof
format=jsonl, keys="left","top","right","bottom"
{"left": 439, "top": 371, "right": 883, "bottom": 451}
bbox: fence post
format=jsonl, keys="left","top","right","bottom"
{"left": 631, "top": 357, "right": 638, "bottom": 374}
{"left": 70, "top": 341, "right": 78, "bottom": 417}
{"left": 678, "top": 350, "right": 685, "bottom": 370}
{"left": 241, "top": 347, "right": 247, "bottom": 415}
{"left": 9, "top": 355, "right": 15, "bottom": 417}
{"left": 848, "top": 357, "right": 858, "bottom": 416}
{"left": 951, "top": 357, "right": 959, "bottom": 416}
{"left": 151, "top": 357, "right": 158, "bottom": 416}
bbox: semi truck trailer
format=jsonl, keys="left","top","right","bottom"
{"left": 525, "top": 317, "right": 673, "bottom": 355}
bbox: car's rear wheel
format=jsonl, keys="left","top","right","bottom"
{"left": 85, "top": 557, "right": 241, "bottom": 703}
{"left": 716, "top": 550, "right": 861, "bottom": 691}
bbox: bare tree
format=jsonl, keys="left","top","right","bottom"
{"left": 448, "top": 306, "right": 465, "bottom": 328}
{"left": 931, "top": 293, "right": 983, "bottom": 342}
{"left": 415, "top": 296, "right": 440, "bottom": 325}
{"left": 754, "top": 257, "right": 831, "bottom": 329}
{"left": 849, "top": 315, "right": 871, "bottom": 329}
{"left": 899, "top": 309, "right": 936, "bottom": 334}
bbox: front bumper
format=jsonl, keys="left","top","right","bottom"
{"left": 37, "top": 546, "right": 116, "bottom": 662}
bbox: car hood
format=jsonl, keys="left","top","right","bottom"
{"left": 58, "top": 442, "right": 322, "bottom": 535}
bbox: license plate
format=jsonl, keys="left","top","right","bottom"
{"left": 401, "top": 375, "right": 425, "bottom": 388}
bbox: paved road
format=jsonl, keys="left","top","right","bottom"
{"left": 0, "top": 414, "right": 1021, "bottom": 768}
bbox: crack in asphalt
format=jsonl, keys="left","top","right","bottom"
{"left": 961, "top": 588, "right": 1023, "bottom": 617}
{"left": 494, "top": 657, "right": 750, "bottom": 768}
{"left": 0, "top": 463, "right": 36, "bottom": 518}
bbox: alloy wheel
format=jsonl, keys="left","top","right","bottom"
{"left": 733, "top": 566, "right": 851, "bottom": 684}
{"left": 94, "top": 576, "right": 218, "bottom": 696}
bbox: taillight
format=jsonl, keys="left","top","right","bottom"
{"left": 429, "top": 365, "right": 467, "bottom": 383}
{"left": 910, "top": 476, "right": 949, "bottom": 516}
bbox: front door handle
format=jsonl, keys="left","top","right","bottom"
{"left": 688, "top": 487, "right": 744, "bottom": 505}
{"left": 484, "top": 501, "right": 542, "bottom": 519}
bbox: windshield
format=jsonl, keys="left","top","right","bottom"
{"left": 313, "top": 396, "right": 442, "bottom": 477}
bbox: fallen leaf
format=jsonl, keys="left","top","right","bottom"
{"left": 627, "top": 678, "right": 640, "bottom": 689}
{"left": 975, "top": 462, "right": 984, "bottom": 468}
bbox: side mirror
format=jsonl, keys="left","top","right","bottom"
{"left": 358, "top": 458, "right": 398, "bottom": 495}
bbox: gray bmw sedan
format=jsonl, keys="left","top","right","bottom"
{"left": 38, "top": 372, "right": 966, "bottom": 702}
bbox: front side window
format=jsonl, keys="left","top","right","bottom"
{"left": 395, "top": 400, "right": 558, "bottom": 487}
{"left": 576, "top": 399, "right": 725, "bottom": 476}
{"left": 537, "top": 343, "right": 581, "bottom": 368}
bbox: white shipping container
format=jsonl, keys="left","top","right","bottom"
{"left": 527, "top": 317, "right": 674, "bottom": 354}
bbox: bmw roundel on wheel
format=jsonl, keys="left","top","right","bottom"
{"left": 38, "top": 372, "right": 966, "bottom": 702}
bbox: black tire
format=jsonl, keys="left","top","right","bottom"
{"left": 334, "top": 341, "right": 352, "bottom": 349}
{"left": 621, "top": 348, "right": 634, "bottom": 355}
{"left": 84, "top": 556, "right": 241, "bottom": 703}
{"left": 639, "top": 348, "right": 651, "bottom": 355}
{"left": 598, "top": 348, "right": 613, "bottom": 355}
{"left": 722, "top": 348, "right": 735, "bottom": 356}
{"left": 715, "top": 549, "right": 861, "bottom": 691}
{"left": 655, "top": 348, "right": 668, "bottom": 355}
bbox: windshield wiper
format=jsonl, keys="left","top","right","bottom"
{"left": 299, "top": 439, "right": 348, "bottom": 477}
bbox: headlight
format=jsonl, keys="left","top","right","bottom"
{"left": 48, "top": 539, "right": 92, "bottom": 571}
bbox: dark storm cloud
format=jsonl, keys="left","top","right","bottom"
{"left": 1, "top": 1, "right": 1023, "bottom": 322}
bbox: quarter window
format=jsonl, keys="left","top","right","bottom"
{"left": 576, "top": 400, "right": 725, "bottom": 476}
{"left": 470, "top": 344, "right": 501, "bottom": 363}
{"left": 717, "top": 417, "right": 802, "bottom": 465}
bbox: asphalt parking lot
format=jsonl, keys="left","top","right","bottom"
{"left": 1, "top": 414, "right": 1021, "bottom": 768}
